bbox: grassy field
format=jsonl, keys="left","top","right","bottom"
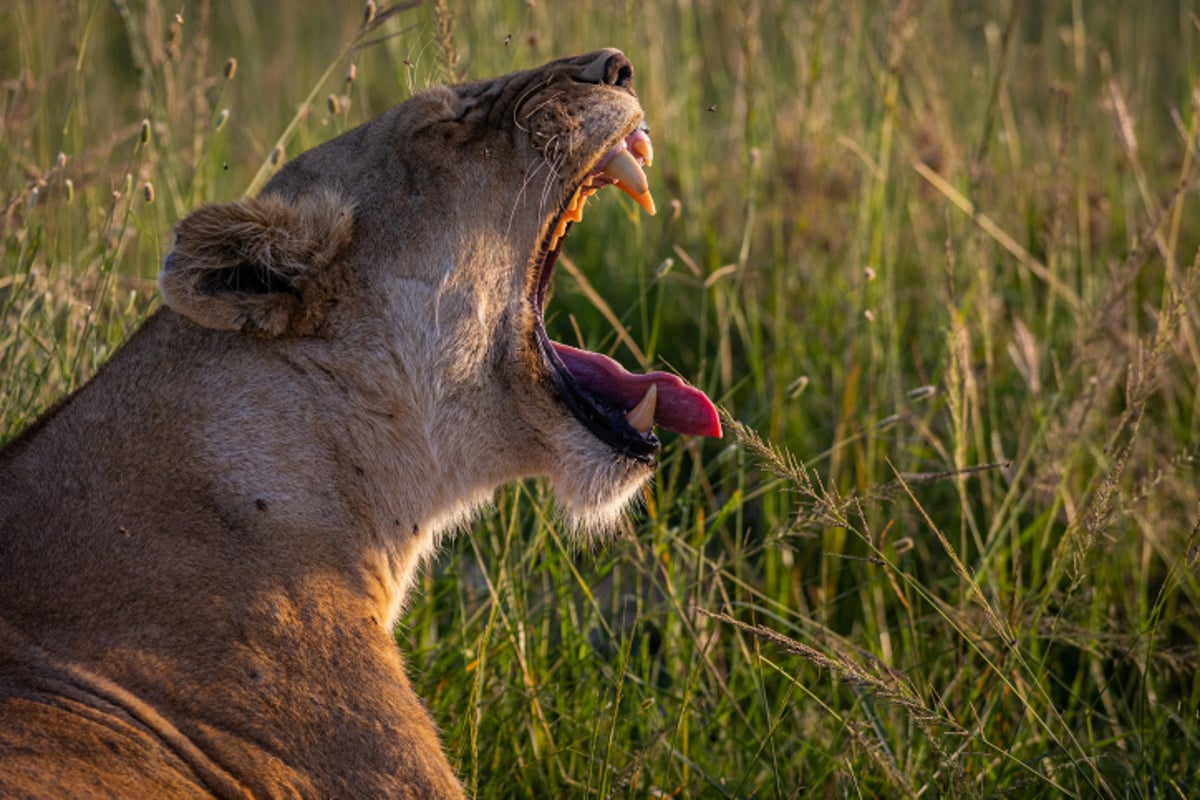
{"left": 4, "top": 0, "right": 1200, "bottom": 796}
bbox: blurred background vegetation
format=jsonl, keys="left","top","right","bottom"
{"left": 3, "top": 1, "right": 1199, "bottom": 796}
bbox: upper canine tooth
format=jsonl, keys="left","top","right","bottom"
{"left": 602, "top": 150, "right": 656, "bottom": 216}
{"left": 624, "top": 384, "right": 657, "bottom": 434}
{"left": 602, "top": 149, "right": 648, "bottom": 195}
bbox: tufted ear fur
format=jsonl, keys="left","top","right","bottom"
{"left": 158, "top": 190, "right": 354, "bottom": 336}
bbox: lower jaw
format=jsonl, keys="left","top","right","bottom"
{"left": 534, "top": 322, "right": 659, "bottom": 462}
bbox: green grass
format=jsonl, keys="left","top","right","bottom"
{"left": 4, "top": 0, "right": 1200, "bottom": 796}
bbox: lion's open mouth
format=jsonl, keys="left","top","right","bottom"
{"left": 531, "top": 123, "right": 721, "bottom": 461}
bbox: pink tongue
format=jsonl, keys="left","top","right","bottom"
{"left": 551, "top": 343, "right": 722, "bottom": 438}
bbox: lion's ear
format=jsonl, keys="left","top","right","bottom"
{"left": 158, "top": 191, "right": 354, "bottom": 336}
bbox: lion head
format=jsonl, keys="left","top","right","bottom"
{"left": 157, "top": 48, "right": 720, "bottom": 534}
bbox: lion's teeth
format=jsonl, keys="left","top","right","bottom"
{"left": 624, "top": 384, "right": 657, "bottom": 434}
{"left": 549, "top": 216, "right": 570, "bottom": 251}
{"left": 550, "top": 142, "right": 655, "bottom": 251}
{"left": 602, "top": 150, "right": 656, "bottom": 215}
{"left": 630, "top": 136, "right": 653, "bottom": 167}
{"left": 619, "top": 184, "right": 656, "bottom": 216}
{"left": 602, "top": 149, "right": 648, "bottom": 195}
{"left": 565, "top": 196, "right": 585, "bottom": 222}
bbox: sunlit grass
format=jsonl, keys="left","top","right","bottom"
{"left": 3, "top": 1, "right": 1199, "bottom": 796}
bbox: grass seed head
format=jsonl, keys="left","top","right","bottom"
{"left": 167, "top": 14, "right": 183, "bottom": 61}
{"left": 326, "top": 94, "right": 350, "bottom": 116}
{"left": 215, "top": 108, "right": 229, "bottom": 131}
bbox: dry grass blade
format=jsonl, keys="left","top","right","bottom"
{"left": 912, "top": 160, "right": 1083, "bottom": 312}
{"left": 698, "top": 609, "right": 975, "bottom": 794}
{"left": 360, "top": 1, "right": 421, "bottom": 35}
{"left": 557, "top": 253, "right": 649, "bottom": 369}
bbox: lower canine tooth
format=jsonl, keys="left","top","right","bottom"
{"left": 624, "top": 384, "right": 657, "bottom": 434}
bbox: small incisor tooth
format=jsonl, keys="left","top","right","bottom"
{"left": 624, "top": 383, "right": 657, "bottom": 434}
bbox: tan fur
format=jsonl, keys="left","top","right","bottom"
{"left": 0, "top": 50, "right": 654, "bottom": 798}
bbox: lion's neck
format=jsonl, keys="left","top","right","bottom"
{"left": 0, "top": 314, "right": 479, "bottom": 791}
{"left": 0, "top": 311, "right": 508, "bottom": 639}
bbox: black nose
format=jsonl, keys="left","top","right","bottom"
{"left": 601, "top": 52, "right": 634, "bottom": 89}
{"left": 579, "top": 49, "right": 635, "bottom": 90}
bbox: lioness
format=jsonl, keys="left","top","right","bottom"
{"left": 0, "top": 50, "right": 719, "bottom": 797}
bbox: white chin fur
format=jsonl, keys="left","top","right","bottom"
{"left": 548, "top": 430, "right": 656, "bottom": 535}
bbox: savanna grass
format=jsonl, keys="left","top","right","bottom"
{"left": 3, "top": 1, "right": 1199, "bottom": 796}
